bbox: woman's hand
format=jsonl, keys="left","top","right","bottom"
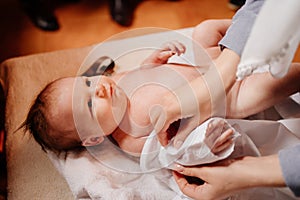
{"left": 173, "top": 155, "right": 286, "bottom": 200}
{"left": 173, "top": 158, "right": 239, "bottom": 200}
{"left": 141, "top": 41, "right": 186, "bottom": 68}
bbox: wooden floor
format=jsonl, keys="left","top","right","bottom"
{"left": 0, "top": 0, "right": 237, "bottom": 63}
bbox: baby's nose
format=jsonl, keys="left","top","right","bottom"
{"left": 95, "top": 84, "right": 106, "bottom": 97}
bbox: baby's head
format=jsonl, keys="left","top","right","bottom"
{"left": 22, "top": 75, "right": 128, "bottom": 153}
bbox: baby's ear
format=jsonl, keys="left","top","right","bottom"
{"left": 82, "top": 136, "right": 104, "bottom": 146}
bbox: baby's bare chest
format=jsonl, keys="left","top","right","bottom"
{"left": 126, "top": 65, "right": 202, "bottom": 126}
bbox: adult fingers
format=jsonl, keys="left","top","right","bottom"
{"left": 173, "top": 171, "right": 203, "bottom": 200}
{"left": 174, "top": 164, "right": 207, "bottom": 179}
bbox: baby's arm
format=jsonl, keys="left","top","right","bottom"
{"left": 140, "top": 41, "right": 186, "bottom": 69}
{"left": 227, "top": 63, "right": 300, "bottom": 118}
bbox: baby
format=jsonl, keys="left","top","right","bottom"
{"left": 22, "top": 41, "right": 234, "bottom": 156}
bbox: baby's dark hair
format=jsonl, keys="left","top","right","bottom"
{"left": 20, "top": 78, "right": 83, "bottom": 154}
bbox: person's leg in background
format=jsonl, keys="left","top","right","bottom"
{"left": 109, "top": 0, "right": 180, "bottom": 27}
{"left": 19, "top": 0, "right": 60, "bottom": 31}
{"left": 108, "top": 0, "right": 139, "bottom": 27}
{"left": 19, "top": 0, "right": 181, "bottom": 30}
{"left": 228, "top": 0, "right": 246, "bottom": 11}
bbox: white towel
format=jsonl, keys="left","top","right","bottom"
{"left": 237, "top": 0, "right": 300, "bottom": 80}
{"left": 48, "top": 138, "right": 178, "bottom": 199}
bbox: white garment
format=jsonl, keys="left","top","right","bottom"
{"left": 237, "top": 0, "right": 300, "bottom": 80}
{"left": 140, "top": 118, "right": 241, "bottom": 172}
{"left": 140, "top": 117, "right": 259, "bottom": 199}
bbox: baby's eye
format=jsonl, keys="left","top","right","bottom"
{"left": 88, "top": 99, "right": 92, "bottom": 108}
{"left": 86, "top": 79, "right": 91, "bottom": 87}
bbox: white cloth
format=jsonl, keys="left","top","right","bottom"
{"left": 237, "top": 0, "right": 300, "bottom": 80}
{"left": 140, "top": 118, "right": 243, "bottom": 170}
{"left": 140, "top": 118, "right": 259, "bottom": 199}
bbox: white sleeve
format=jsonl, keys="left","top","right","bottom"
{"left": 237, "top": 0, "right": 300, "bottom": 80}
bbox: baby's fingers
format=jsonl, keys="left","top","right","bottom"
{"left": 163, "top": 41, "right": 186, "bottom": 55}
{"left": 157, "top": 51, "right": 176, "bottom": 61}
{"left": 211, "top": 129, "right": 234, "bottom": 154}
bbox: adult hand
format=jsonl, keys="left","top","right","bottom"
{"left": 173, "top": 155, "right": 286, "bottom": 200}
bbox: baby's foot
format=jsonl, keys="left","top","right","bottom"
{"left": 204, "top": 118, "right": 234, "bottom": 154}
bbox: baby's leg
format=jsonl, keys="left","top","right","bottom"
{"left": 192, "top": 19, "right": 231, "bottom": 60}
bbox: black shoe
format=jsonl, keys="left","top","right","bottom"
{"left": 228, "top": 0, "right": 246, "bottom": 11}
{"left": 20, "top": 0, "right": 60, "bottom": 31}
{"left": 109, "top": 0, "right": 138, "bottom": 26}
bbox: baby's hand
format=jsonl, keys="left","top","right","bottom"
{"left": 204, "top": 118, "right": 234, "bottom": 154}
{"left": 159, "top": 41, "right": 186, "bottom": 59}
{"left": 141, "top": 41, "right": 186, "bottom": 68}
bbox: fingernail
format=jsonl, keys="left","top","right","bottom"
{"left": 174, "top": 140, "right": 183, "bottom": 149}
{"left": 174, "top": 164, "right": 184, "bottom": 172}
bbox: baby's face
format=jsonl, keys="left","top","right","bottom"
{"left": 54, "top": 76, "right": 128, "bottom": 141}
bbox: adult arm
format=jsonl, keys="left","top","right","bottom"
{"left": 279, "top": 145, "right": 300, "bottom": 197}
{"left": 219, "top": 0, "right": 264, "bottom": 56}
